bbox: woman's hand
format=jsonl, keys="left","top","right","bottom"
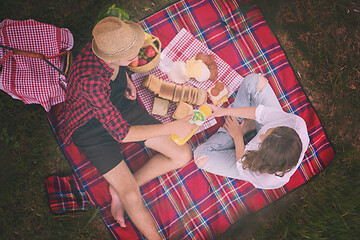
{"left": 207, "top": 104, "right": 226, "bottom": 118}
{"left": 124, "top": 73, "right": 137, "bottom": 100}
{"left": 223, "top": 116, "right": 243, "bottom": 139}
{"left": 224, "top": 116, "right": 247, "bottom": 160}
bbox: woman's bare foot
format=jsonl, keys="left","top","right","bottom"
{"left": 109, "top": 185, "right": 126, "bottom": 227}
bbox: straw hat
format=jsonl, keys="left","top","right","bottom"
{"left": 92, "top": 17, "right": 145, "bottom": 61}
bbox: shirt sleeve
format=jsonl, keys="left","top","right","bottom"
{"left": 255, "top": 104, "right": 296, "bottom": 125}
{"left": 81, "top": 73, "right": 130, "bottom": 142}
{"left": 255, "top": 105, "right": 309, "bottom": 153}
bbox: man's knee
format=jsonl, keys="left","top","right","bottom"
{"left": 195, "top": 155, "right": 209, "bottom": 168}
{"left": 174, "top": 145, "right": 193, "bottom": 167}
{"left": 145, "top": 137, "right": 193, "bottom": 167}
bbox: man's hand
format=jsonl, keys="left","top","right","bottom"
{"left": 124, "top": 73, "right": 137, "bottom": 100}
{"left": 169, "top": 114, "right": 197, "bottom": 139}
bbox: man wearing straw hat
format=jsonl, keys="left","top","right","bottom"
{"left": 58, "top": 17, "right": 196, "bottom": 239}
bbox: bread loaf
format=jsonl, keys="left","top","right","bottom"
{"left": 142, "top": 74, "right": 207, "bottom": 106}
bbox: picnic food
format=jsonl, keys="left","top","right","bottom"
{"left": 195, "top": 52, "right": 218, "bottom": 81}
{"left": 185, "top": 58, "right": 211, "bottom": 82}
{"left": 194, "top": 62, "right": 211, "bottom": 82}
{"left": 170, "top": 105, "right": 212, "bottom": 145}
{"left": 145, "top": 46, "right": 156, "bottom": 58}
{"left": 129, "top": 59, "right": 139, "bottom": 67}
{"left": 185, "top": 58, "right": 203, "bottom": 78}
{"left": 127, "top": 33, "right": 161, "bottom": 73}
{"left": 207, "top": 80, "right": 228, "bottom": 105}
{"left": 136, "top": 47, "right": 153, "bottom": 66}
{"left": 138, "top": 58, "right": 148, "bottom": 66}
{"left": 172, "top": 101, "right": 193, "bottom": 120}
{"left": 167, "top": 61, "right": 189, "bottom": 84}
{"left": 152, "top": 97, "right": 170, "bottom": 117}
{"left": 167, "top": 53, "right": 217, "bottom": 83}
{"left": 142, "top": 74, "right": 207, "bottom": 106}
{"left": 198, "top": 104, "right": 212, "bottom": 117}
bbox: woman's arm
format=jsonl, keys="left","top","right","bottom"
{"left": 208, "top": 105, "right": 257, "bottom": 120}
{"left": 223, "top": 116, "right": 246, "bottom": 160}
{"left": 233, "top": 135, "right": 245, "bottom": 161}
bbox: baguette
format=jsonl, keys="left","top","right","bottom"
{"left": 141, "top": 74, "right": 152, "bottom": 89}
{"left": 195, "top": 88, "right": 207, "bottom": 105}
{"left": 159, "top": 81, "right": 176, "bottom": 101}
{"left": 142, "top": 74, "right": 208, "bottom": 105}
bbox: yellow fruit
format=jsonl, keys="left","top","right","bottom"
{"left": 199, "top": 105, "right": 212, "bottom": 117}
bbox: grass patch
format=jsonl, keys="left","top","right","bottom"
{"left": 0, "top": 0, "right": 359, "bottom": 239}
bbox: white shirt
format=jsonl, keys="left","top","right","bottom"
{"left": 236, "top": 105, "right": 310, "bottom": 189}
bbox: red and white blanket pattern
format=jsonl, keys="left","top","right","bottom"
{"left": 0, "top": 19, "right": 73, "bottom": 111}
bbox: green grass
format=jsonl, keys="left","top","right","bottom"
{"left": 0, "top": 0, "right": 359, "bottom": 239}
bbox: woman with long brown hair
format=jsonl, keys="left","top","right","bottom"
{"left": 194, "top": 73, "right": 309, "bottom": 189}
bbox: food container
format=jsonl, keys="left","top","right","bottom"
{"left": 127, "top": 33, "right": 162, "bottom": 73}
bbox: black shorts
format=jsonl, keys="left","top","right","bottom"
{"left": 72, "top": 99, "right": 160, "bottom": 175}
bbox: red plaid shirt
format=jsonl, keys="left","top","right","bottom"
{"left": 58, "top": 43, "right": 130, "bottom": 144}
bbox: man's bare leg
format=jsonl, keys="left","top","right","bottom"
{"left": 107, "top": 135, "right": 192, "bottom": 236}
{"left": 135, "top": 135, "right": 192, "bottom": 186}
{"left": 109, "top": 185, "right": 126, "bottom": 227}
{"left": 103, "top": 161, "right": 161, "bottom": 240}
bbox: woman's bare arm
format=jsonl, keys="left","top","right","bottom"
{"left": 208, "top": 105, "right": 257, "bottom": 120}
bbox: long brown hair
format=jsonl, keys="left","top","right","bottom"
{"left": 241, "top": 126, "right": 302, "bottom": 177}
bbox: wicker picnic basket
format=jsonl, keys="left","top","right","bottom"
{"left": 127, "top": 34, "right": 161, "bottom": 73}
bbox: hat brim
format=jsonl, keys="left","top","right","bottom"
{"left": 92, "top": 21, "right": 145, "bottom": 61}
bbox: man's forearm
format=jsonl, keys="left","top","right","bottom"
{"left": 122, "top": 123, "right": 172, "bottom": 143}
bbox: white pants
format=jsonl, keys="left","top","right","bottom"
{"left": 193, "top": 73, "right": 281, "bottom": 179}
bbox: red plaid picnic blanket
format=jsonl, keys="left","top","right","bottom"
{"left": 0, "top": 19, "right": 74, "bottom": 111}
{"left": 45, "top": 173, "right": 89, "bottom": 214}
{"left": 47, "top": 0, "right": 335, "bottom": 239}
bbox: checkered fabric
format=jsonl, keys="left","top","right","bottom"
{"left": 47, "top": 0, "right": 335, "bottom": 239}
{"left": 132, "top": 28, "right": 244, "bottom": 134}
{"left": 45, "top": 174, "right": 89, "bottom": 214}
{"left": 0, "top": 19, "right": 74, "bottom": 111}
